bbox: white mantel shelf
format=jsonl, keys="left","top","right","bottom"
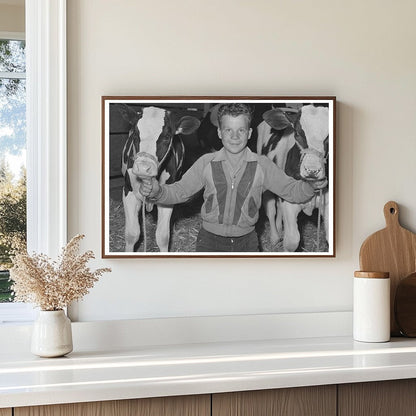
{"left": 2, "top": 335, "right": 416, "bottom": 409}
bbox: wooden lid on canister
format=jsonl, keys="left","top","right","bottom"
{"left": 354, "top": 271, "right": 390, "bottom": 279}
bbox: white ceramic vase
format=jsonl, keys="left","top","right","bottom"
{"left": 31, "top": 310, "right": 73, "bottom": 357}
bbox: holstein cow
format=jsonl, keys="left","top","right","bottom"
{"left": 117, "top": 104, "right": 200, "bottom": 252}
{"left": 257, "top": 104, "right": 329, "bottom": 252}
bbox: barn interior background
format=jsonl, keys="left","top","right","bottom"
{"left": 63, "top": 0, "right": 416, "bottom": 323}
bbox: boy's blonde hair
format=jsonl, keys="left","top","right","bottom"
{"left": 217, "top": 103, "right": 252, "bottom": 127}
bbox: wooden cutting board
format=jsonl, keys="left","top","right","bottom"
{"left": 359, "top": 201, "right": 416, "bottom": 335}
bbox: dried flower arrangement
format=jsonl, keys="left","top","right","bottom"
{"left": 10, "top": 234, "right": 111, "bottom": 311}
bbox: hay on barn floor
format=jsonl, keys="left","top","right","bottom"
{"left": 109, "top": 197, "right": 328, "bottom": 254}
{"left": 109, "top": 199, "right": 125, "bottom": 252}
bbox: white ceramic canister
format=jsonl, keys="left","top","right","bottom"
{"left": 353, "top": 271, "right": 390, "bottom": 343}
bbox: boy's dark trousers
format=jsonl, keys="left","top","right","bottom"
{"left": 196, "top": 228, "right": 259, "bottom": 252}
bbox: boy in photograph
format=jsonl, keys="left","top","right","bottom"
{"left": 140, "top": 103, "right": 326, "bottom": 252}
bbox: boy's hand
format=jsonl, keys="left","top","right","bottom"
{"left": 140, "top": 177, "right": 161, "bottom": 199}
{"left": 309, "top": 178, "right": 328, "bottom": 190}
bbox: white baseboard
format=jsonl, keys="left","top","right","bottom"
{"left": 0, "top": 311, "right": 352, "bottom": 353}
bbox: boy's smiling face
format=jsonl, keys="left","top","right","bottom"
{"left": 218, "top": 114, "right": 252, "bottom": 155}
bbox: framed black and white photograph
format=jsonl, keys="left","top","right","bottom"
{"left": 102, "top": 97, "right": 336, "bottom": 258}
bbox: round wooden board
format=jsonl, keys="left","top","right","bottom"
{"left": 359, "top": 201, "right": 416, "bottom": 335}
{"left": 395, "top": 272, "right": 416, "bottom": 337}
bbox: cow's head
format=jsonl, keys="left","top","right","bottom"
{"left": 262, "top": 104, "right": 329, "bottom": 181}
{"left": 117, "top": 104, "right": 200, "bottom": 178}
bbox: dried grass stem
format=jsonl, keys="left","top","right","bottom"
{"left": 10, "top": 234, "right": 111, "bottom": 310}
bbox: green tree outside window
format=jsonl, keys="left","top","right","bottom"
{"left": 0, "top": 38, "right": 27, "bottom": 302}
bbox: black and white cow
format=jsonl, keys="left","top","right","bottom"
{"left": 117, "top": 104, "right": 200, "bottom": 252}
{"left": 257, "top": 104, "right": 329, "bottom": 252}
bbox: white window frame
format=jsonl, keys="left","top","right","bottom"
{"left": 0, "top": 0, "right": 67, "bottom": 323}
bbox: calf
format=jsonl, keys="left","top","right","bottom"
{"left": 117, "top": 104, "right": 200, "bottom": 252}
{"left": 257, "top": 104, "right": 329, "bottom": 252}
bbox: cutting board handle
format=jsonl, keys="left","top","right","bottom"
{"left": 384, "top": 201, "right": 400, "bottom": 228}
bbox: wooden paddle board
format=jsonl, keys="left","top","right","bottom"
{"left": 359, "top": 201, "right": 416, "bottom": 335}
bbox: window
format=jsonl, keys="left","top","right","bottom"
{"left": 0, "top": 0, "right": 67, "bottom": 324}
{"left": 0, "top": 35, "right": 26, "bottom": 306}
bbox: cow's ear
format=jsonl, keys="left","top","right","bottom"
{"left": 116, "top": 104, "right": 142, "bottom": 125}
{"left": 263, "top": 109, "right": 293, "bottom": 130}
{"left": 176, "top": 116, "right": 201, "bottom": 135}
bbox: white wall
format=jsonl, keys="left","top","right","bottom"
{"left": 67, "top": 0, "right": 416, "bottom": 322}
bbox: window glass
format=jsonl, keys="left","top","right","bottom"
{"left": 0, "top": 39, "right": 25, "bottom": 72}
{"left": 0, "top": 39, "right": 26, "bottom": 304}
